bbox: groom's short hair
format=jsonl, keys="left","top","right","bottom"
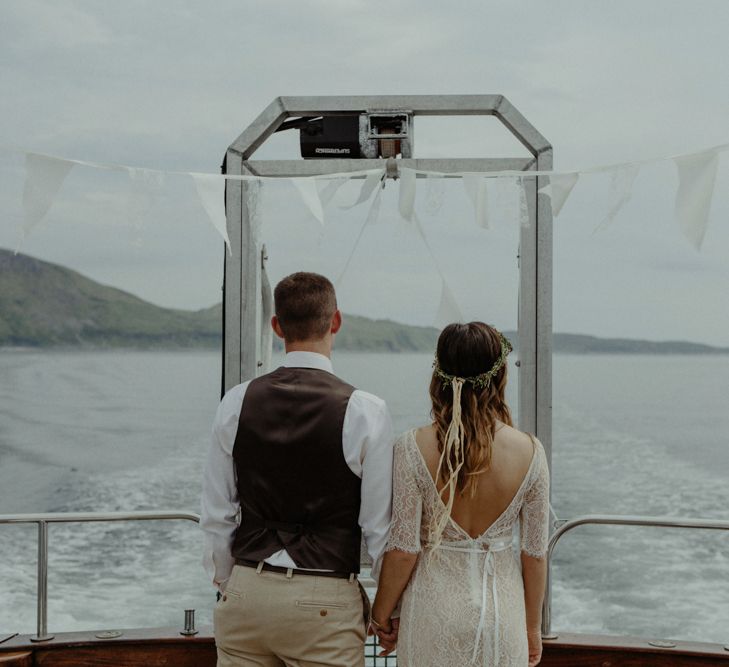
{"left": 274, "top": 272, "right": 337, "bottom": 342}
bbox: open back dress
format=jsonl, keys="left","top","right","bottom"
{"left": 385, "top": 428, "right": 550, "bottom": 667}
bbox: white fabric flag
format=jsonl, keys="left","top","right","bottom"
{"left": 463, "top": 174, "right": 490, "bottom": 229}
{"left": 398, "top": 167, "right": 416, "bottom": 222}
{"left": 435, "top": 277, "right": 463, "bottom": 327}
{"left": 538, "top": 172, "right": 579, "bottom": 217}
{"left": 674, "top": 150, "right": 719, "bottom": 250}
{"left": 518, "top": 177, "right": 530, "bottom": 228}
{"left": 292, "top": 177, "right": 325, "bottom": 225}
{"left": 595, "top": 164, "right": 640, "bottom": 232}
{"left": 424, "top": 172, "right": 446, "bottom": 215}
{"left": 318, "top": 177, "right": 347, "bottom": 208}
{"left": 191, "top": 173, "right": 231, "bottom": 253}
{"left": 128, "top": 167, "right": 165, "bottom": 196}
{"left": 21, "top": 153, "right": 74, "bottom": 237}
{"left": 340, "top": 169, "right": 385, "bottom": 210}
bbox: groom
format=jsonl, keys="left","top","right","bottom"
{"left": 201, "top": 271, "right": 394, "bottom": 667}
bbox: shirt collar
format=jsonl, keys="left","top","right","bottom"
{"left": 282, "top": 351, "right": 334, "bottom": 374}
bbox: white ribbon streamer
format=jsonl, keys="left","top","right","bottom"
{"left": 292, "top": 177, "right": 325, "bottom": 226}
{"left": 436, "top": 278, "right": 463, "bottom": 327}
{"left": 191, "top": 173, "right": 231, "bottom": 253}
{"left": 398, "top": 167, "right": 416, "bottom": 222}
{"left": 335, "top": 176, "right": 385, "bottom": 286}
{"left": 673, "top": 150, "right": 719, "bottom": 250}
{"left": 538, "top": 172, "right": 579, "bottom": 217}
{"left": 463, "top": 174, "right": 490, "bottom": 229}
{"left": 21, "top": 153, "right": 74, "bottom": 238}
{"left": 411, "top": 216, "right": 464, "bottom": 328}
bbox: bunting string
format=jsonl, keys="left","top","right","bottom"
{"left": 3, "top": 141, "right": 727, "bottom": 255}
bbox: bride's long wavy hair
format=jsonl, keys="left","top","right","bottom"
{"left": 429, "top": 322, "right": 513, "bottom": 537}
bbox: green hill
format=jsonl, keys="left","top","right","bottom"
{"left": 1, "top": 249, "right": 727, "bottom": 354}
{"left": 0, "top": 249, "right": 437, "bottom": 350}
{"left": 0, "top": 249, "right": 219, "bottom": 347}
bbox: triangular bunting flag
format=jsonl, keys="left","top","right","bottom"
{"left": 191, "top": 173, "right": 232, "bottom": 253}
{"left": 463, "top": 174, "right": 490, "bottom": 229}
{"left": 674, "top": 150, "right": 718, "bottom": 250}
{"left": 21, "top": 153, "right": 74, "bottom": 238}
{"left": 292, "top": 177, "right": 325, "bottom": 226}
{"left": 398, "top": 167, "right": 416, "bottom": 222}
{"left": 538, "top": 172, "right": 579, "bottom": 217}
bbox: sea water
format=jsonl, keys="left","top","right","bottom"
{"left": 0, "top": 349, "right": 728, "bottom": 645}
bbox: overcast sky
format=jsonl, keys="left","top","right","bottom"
{"left": 1, "top": 0, "right": 728, "bottom": 345}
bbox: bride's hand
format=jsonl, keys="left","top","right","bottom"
{"left": 376, "top": 617, "right": 399, "bottom": 656}
{"left": 527, "top": 629, "right": 542, "bottom": 666}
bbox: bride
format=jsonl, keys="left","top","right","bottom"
{"left": 370, "top": 322, "right": 550, "bottom": 667}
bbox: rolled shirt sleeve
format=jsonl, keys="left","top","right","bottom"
{"left": 200, "top": 383, "right": 247, "bottom": 590}
{"left": 342, "top": 390, "right": 395, "bottom": 581}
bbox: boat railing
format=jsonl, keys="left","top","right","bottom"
{"left": 5, "top": 510, "right": 727, "bottom": 660}
{"left": 0, "top": 510, "right": 392, "bottom": 664}
{"left": 541, "top": 513, "right": 729, "bottom": 638}
{"left": 0, "top": 510, "right": 201, "bottom": 642}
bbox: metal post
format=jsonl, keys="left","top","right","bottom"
{"left": 541, "top": 558, "right": 556, "bottom": 639}
{"left": 30, "top": 520, "right": 54, "bottom": 642}
{"left": 223, "top": 150, "right": 243, "bottom": 393}
{"left": 240, "top": 180, "right": 262, "bottom": 383}
{"left": 535, "top": 149, "right": 554, "bottom": 461}
{"left": 518, "top": 174, "right": 538, "bottom": 438}
{"left": 260, "top": 245, "right": 273, "bottom": 374}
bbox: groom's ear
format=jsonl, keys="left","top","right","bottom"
{"left": 331, "top": 310, "right": 342, "bottom": 335}
{"left": 271, "top": 315, "right": 285, "bottom": 339}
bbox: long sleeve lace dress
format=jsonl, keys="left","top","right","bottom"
{"left": 385, "top": 429, "right": 550, "bottom": 667}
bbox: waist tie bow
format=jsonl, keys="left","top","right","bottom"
{"left": 433, "top": 536, "right": 513, "bottom": 666}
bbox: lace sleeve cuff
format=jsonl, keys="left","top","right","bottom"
{"left": 385, "top": 541, "right": 422, "bottom": 554}
{"left": 520, "top": 544, "right": 548, "bottom": 559}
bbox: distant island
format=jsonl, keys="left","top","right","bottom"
{"left": 1, "top": 249, "right": 727, "bottom": 354}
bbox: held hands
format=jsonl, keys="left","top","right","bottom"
{"left": 527, "top": 628, "right": 542, "bottom": 667}
{"left": 368, "top": 616, "right": 399, "bottom": 656}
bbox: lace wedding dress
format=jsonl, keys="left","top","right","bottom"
{"left": 385, "top": 429, "right": 550, "bottom": 667}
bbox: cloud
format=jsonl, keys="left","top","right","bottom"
{"left": 2, "top": 0, "right": 729, "bottom": 344}
{"left": 1, "top": 0, "right": 112, "bottom": 51}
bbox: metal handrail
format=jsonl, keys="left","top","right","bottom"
{"left": 541, "top": 513, "right": 729, "bottom": 638}
{"left": 0, "top": 511, "right": 200, "bottom": 642}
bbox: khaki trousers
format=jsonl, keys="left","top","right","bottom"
{"left": 214, "top": 564, "right": 367, "bottom": 667}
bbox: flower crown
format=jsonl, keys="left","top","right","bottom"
{"left": 433, "top": 331, "right": 513, "bottom": 390}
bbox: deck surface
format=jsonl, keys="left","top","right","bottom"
{"left": 1, "top": 627, "right": 728, "bottom": 666}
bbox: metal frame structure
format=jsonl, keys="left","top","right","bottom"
{"left": 223, "top": 94, "right": 554, "bottom": 460}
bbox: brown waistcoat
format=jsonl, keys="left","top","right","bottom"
{"left": 231, "top": 366, "right": 362, "bottom": 572}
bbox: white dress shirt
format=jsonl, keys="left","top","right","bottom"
{"left": 201, "top": 351, "right": 394, "bottom": 590}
